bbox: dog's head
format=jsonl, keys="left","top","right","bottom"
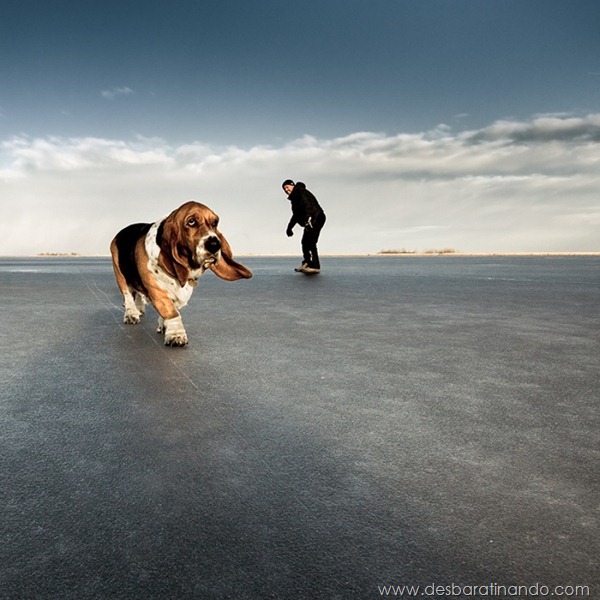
{"left": 157, "top": 201, "right": 252, "bottom": 286}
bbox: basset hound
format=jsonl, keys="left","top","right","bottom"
{"left": 110, "top": 201, "right": 252, "bottom": 346}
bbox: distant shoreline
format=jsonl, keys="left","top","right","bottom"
{"left": 1, "top": 252, "right": 599, "bottom": 259}
{"left": 372, "top": 252, "right": 600, "bottom": 257}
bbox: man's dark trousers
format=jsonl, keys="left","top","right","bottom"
{"left": 301, "top": 213, "right": 326, "bottom": 269}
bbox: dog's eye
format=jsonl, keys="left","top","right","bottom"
{"left": 187, "top": 217, "right": 197, "bottom": 227}
{"left": 213, "top": 219, "right": 219, "bottom": 228}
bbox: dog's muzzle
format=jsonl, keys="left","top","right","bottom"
{"left": 205, "top": 235, "right": 221, "bottom": 254}
{"left": 201, "top": 235, "right": 221, "bottom": 267}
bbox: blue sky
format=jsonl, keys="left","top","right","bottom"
{"left": 1, "top": 0, "right": 600, "bottom": 255}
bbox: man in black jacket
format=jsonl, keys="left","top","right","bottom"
{"left": 282, "top": 179, "right": 326, "bottom": 273}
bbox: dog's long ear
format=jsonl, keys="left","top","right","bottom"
{"left": 157, "top": 215, "right": 190, "bottom": 287}
{"left": 209, "top": 231, "right": 253, "bottom": 281}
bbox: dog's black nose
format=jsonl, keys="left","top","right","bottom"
{"left": 205, "top": 236, "right": 221, "bottom": 254}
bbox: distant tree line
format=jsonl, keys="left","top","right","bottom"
{"left": 378, "top": 248, "right": 457, "bottom": 255}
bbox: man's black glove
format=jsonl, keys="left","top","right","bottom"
{"left": 286, "top": 227, "right": 294, "bottom": 237}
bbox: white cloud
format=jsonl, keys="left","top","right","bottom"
{"left": 465, "top": 113, "right": 600, "bottom": 144}
{"left": 101, "top": 87, "right": 134, "bottom": 100}
{"left": 1, "top": 114, "right": 599, "bottom": 256}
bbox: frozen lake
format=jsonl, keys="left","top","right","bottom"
{"left": 1, "top": 256, "right": 598, "bottom": 598}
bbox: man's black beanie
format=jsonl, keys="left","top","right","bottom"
{"left": 282, "top": 179, "right": 295, "bottom": 189}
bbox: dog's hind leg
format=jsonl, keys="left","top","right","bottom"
{"left": 133, "top": 292, "right": 147, "bottom": 318}
{"left": 110, "top": 237, "right": 144, "bottom": 325}
{"left": 122, "top": 289, "right": 143, "bottom": 324}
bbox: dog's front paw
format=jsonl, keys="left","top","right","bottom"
{"left": 124, "top": 311, "right": 142, "bottom": 324}
{"left": 162, "top": 315, "right": 188, "bottom": 347}
{"left": 164, "top": 332, "right": 188, "bottom": 347}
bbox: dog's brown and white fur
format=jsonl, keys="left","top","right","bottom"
{"left": 110, "top": 201, "right": 252, "bottom": 346}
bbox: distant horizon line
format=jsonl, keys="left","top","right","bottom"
{"left": 2, "top": 252, "right": 599, "bottom": 259}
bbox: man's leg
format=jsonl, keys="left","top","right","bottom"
{"left": 300, "top": 229, "right": 312, "bottom": 267}
{"left": 302, "top": 214, "right": 325, "bottom": 269}
{"left": 301, "top": 228, "right": 318, "bottom": 268}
